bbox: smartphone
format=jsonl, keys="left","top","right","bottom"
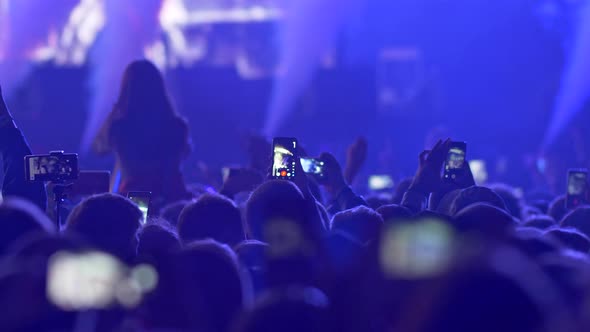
{"left": 368, "top": 175, "right": 394, "bottom": 191}
{"left": 272, "top": 137, "right": 298, "bottom": 180}
{"left": 24, "top": 151, "right": 79, "bottom": 182}
{"left": 443, "top": 142, "right": 467, "bottom": 181}
{"left": 566, "top": 169, "right": 588, "bottom": 209}
{"left": 468, "top": 159, "right": 488, "bottom": 185}
{"left": 127, "top": 191, "right": 151, "bottom": 224}
{"left": 300, "top": 157, "right": 325, "bottom": 180}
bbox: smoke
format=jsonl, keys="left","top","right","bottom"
{"left": 544, "top": 1, "right": 590, "bottom": 148}
{"left": 81, "top": 0, "right": 164, "bottom": 152}
{"left": 0, "top": 0, "right": 77, "bottom": 97}
{"left": 263, "top": 0, "right": 360, "bottom": 137}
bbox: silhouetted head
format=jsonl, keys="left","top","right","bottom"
{"left": 246, "top": 181, "right": 325, "bottom": 288}
{"left": 136, "top": 219, "right": 180, "bottom": 261}
{"left": 548, "top": 195, "right": 568, "bottom": 223}
{"left": 545, "top": 227, "right": 590, "bottom": 253}
{"left": 521, "top": 215, "right": 556, "bottom": 230}
{"left": 159, "top": 200, "right": 191, "bottom": 226}
{"left": 246, "top": 180, "right": 323, "bottom": 245}
{"left": 434, "top": 189, "right": 462, "bottom": 215}
{"left": 178, "top": 193, "right": 245, "bottom": 246}
{"left": 331, "top": 206, "right": 383, "bottom": 244}
{"left": 0, "top": 260, "right": 48, "bottom": 331}
{"left": 0, "top": 198, "right": 55, "bottom": 256}
{"left": 520, "top": 205, "right": 544, "bottom": 220}
{"left": 489, "top": 183, "right": 524, "bottom": 220}
{"left": 0, "top": 233, "right": 92, "bottom": 332}
{"left": 525, "top": 190, "right": 554, "bottom": 215}
{"left": 366, "top": 193, "right": 393, "bottom": 210}
{"left": 65, "top": 193, "right": 141, "bottom": 260}
{"left": 536, "top": 252, "right": 590, "bottom": 322}
{"left": 376, "top": 204, "right": 413, "bottom": 224}
{"left": 453, "top": 203, "right": 516, "bottom": 239}
{"left": 510, "top": 227, "right": 562, "bottom": 259}
{"left": 324, "top": 231, "right": 364, "bottom": 276}
{"left": 560, "top": 206, "right": 590, "bottom": 238}
{"left": 234, "top": 287, "right": 330, "bottom": 332}
{"left": 392, "top": 247, "right": 572, "bottom": 332}
{"left": 149, "top": 240, "right": 249, "bottom": 332}
{"left": 447, "top": 186, "right": 508, "bottom": 216}
{"left": 116, "top": 60, "right": 174, "bottom": 118}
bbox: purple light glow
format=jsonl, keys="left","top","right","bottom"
{"left": 263, "top": 0, "right": 362, "bottom": 137}
{"left": 544, "top": 1, "right": 590, "bottom": 148}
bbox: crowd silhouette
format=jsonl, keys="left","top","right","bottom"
{"left": 2, "top": 60, "right": 590, "bottom": 332}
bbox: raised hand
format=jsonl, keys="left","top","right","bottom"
{"left": 409, "top": 139, "right": 451, "bottom": 194}
{"left": 318, "top": 152, "right": 348, "bottom": 197}
{"left": 344, "top": 136, "right": 368, "bottom": 184}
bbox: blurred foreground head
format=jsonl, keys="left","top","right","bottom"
{"left": 65, "top": 193, "right": 141, "bottom": 261}
{"left": 178, "top": 193, "right": 245, "bottom": 246}
{"left": 246, "top": 180, "right": 323, "bottom": 251}
{"left": 0, "top": 198, "right": 55, "bottom": 256}
{"left": 146, "top": 240, "right": 250, "bottom": 332}
{"left": 234, "top": 287, "right": 330, "bottom": 332}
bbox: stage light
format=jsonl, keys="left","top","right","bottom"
{"left": 543, "top": 1, "right": 590, "bottom": 147}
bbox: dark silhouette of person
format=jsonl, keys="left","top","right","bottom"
{"left": 0, "top": 198, "right": 55, "bottom": 256}
{"left": 143, "top": 240, "right": 250, "bottom": 332}
{"left": 178, "top": 193, "right": 246, "bottom": 246}
{"left": 0, "top": 85, "right": 47, "bottom": 211}
{"left": 330, "top": 206, "right": 384, "bottom": 245}
{"left": 234, "top": 286, "right": 330, "bottom": 332}
{"left": 136, "top": 218, "right": 180, "bottom": 262}
{"left": 94, "top": 60, "right": 192, "bottom": 208}
{"left": 65, "top": 193, "right": 142, "bottom": 261}
{"left": 560, "top": 206, "right": 590, "bottom": 238}
{"left": 546, "top": 227, "right": 590, "bottom": 253}
{"left": 548, "top": 195, "right": 568, "bottom": 223}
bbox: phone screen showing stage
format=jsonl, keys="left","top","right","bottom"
{"left": 272, "top": 138, "right": 298, "bottom": 180}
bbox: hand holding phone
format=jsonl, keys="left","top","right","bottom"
{"left": 566, "top": 169, "right": 588, "bottom": 209}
